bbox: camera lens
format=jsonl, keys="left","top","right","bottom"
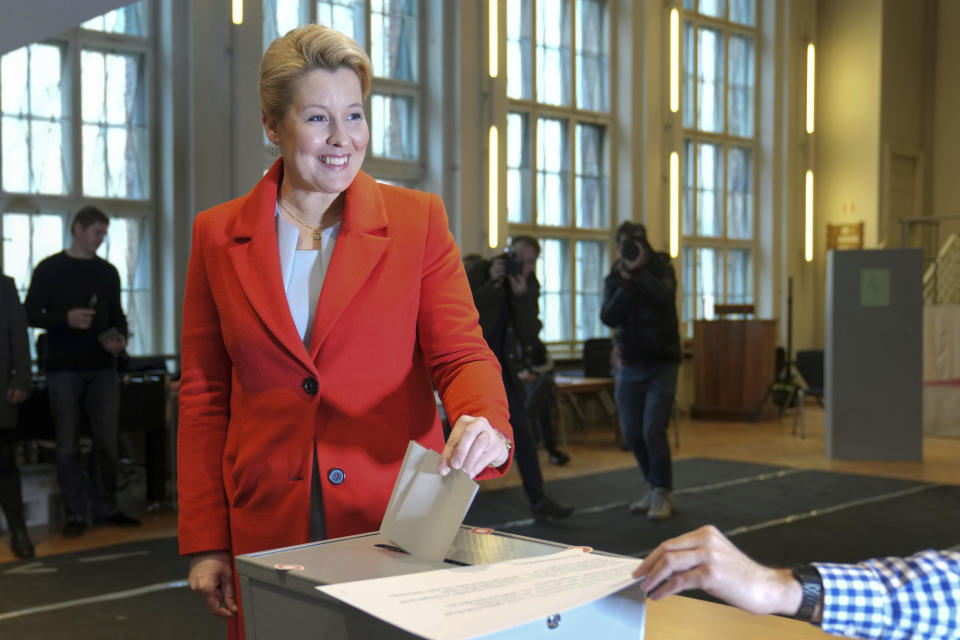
{"left": 620, "top": 240, "right": 639, "bottom": 261}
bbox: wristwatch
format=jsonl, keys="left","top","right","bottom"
{"left": 791, "top": 564, "right": 823, "bottom": 621}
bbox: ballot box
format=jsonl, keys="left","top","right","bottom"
{"left": 236, "top": 525, "right": 646, "bottom": 639}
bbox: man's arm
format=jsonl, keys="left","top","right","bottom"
{"left": 24, "top": 261, "right": 68, "bottom": 330}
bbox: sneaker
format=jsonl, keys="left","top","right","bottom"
{"left": 63, "top": 519, "right": 87, "bottom": 538}
{"left": 547, "top": 450, "right": 570, "bottom": 466}
{"left": 94, "top": 511, "right": 142, "bottom": 527}
{"left": 646, "top": 488, "right": 674, "bottom": 520}
{"left": 10, "top": 528, "right": 35, "bottom": 559}
{"left": 531, "top": 497, "right": 575, "bottom": 521}
{"left": 628, "top": 490, "right": 652, "bottom": 514}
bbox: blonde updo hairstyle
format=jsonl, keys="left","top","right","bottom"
{"left": 259, "top": 24, "right": 372, "bottom": 125}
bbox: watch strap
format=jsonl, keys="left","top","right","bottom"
{"left": 791, "top": 564, "right": 823, "bottom": 621}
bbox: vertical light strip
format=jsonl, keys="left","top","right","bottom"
{"left": 669, "top": 9, "right": 680, "bottom": 113}
{"left": 806, "top": 44, "right": 815, "bottom": 134}
{"left": 804, "top": 170, "right": 814, "bottom": 262}
{"left": 489, "top": 0, "right": 498, "bottom": 78}
{"left": 669, "top": 151, "right": 680, "bottom": 258}
{"left": 488, "top": 126, "right": 500, "bottom": 248}
{"left": 231, "top": 0, "right": 243, "bottom": 25}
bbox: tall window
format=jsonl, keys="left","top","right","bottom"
{"left": 680, "top": 0, "right": 757, "bottom": 336}
{"left": 263, "top": 0, "right": 421, "bottom": 184}
{"left": 0, "top": 1, "right": 154, "bottom": 355}
{"left": 506, "top": 0, "right": 612, "bottom": 354}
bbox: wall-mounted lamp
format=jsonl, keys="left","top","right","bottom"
{"left": 669, "top": 151, "right": 679, "bottom": 258}
{"left": 232, "top": 0, "right": 243, "bottom": 25}
{"left": 669, "top": 9, "right": 679, "bottom": 113}
{"left": 806, "top": 43, "right": 815, "bottom": 134}
{"left": 804, "top": 170, "right": 814, "bottom": 262}
{"left": 488, "top": 126, "right": 499, "bottom": 248}
{"left": 489, "top": 0, "right": 498, "bottom": 78}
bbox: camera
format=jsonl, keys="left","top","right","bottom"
{"left": 502, "top": 252, "right": 523, "bottom": 277}
{"left": 619, "top": 239, "right": 640, "bottom": 261}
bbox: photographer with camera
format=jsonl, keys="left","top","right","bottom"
{"left": 465, "top": 237, "right": 574, "bottom": 521}
{"left": 600, "top": 222, "right": 681, "bottom": 520}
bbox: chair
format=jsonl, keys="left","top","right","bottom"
{"left": 792, "top": 349, "right": 824, "bottom": 438}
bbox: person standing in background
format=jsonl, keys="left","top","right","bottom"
{"left": 600, "top": 222, "right": 680, "bottom": 520}
{"left": 24, "top": 206, "right": 140, "bottom": 539}
{"left": 0, "top": 273, "right": 35, "bottom": 558}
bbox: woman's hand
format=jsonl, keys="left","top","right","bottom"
{"left": 188, "top": 551, "right": 238, "bottom": 618}
{"left": 633, "top": 525, "right": 802, "bottom": 616}
{"left": 439, "top": 414, "right": 511, "bottom": 479}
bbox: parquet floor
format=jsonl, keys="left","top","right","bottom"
{"left": 2, "top": 404, "right": 957, "bottom": 564}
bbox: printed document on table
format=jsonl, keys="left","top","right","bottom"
{"left": 316, "top": 547, "right": 643, "bottom": 640}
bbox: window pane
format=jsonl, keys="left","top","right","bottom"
{"left": 1, "top": 44, "right": 68, "bottom": 195}
{"left": 726, "top": 248, "right": 752, "bottom": 305}
{"left": 316, "top": 0, "right": 365, "bottom": 46}
{"left": 726, "top": 146, "right": 752, "bottom": 239}
{"left": 682, "top": 21, "right": 695, "bottom": 129}
{"left": 264, "top": 0, "right": 310, "bottom": 50}
{"left": 575, "top": 0, "right": 608, "bottom": 111}
{"left": 82, "top": 1, "right": 148, "bottom": 36}
{"left": 370, "top": 93, "right": 417, "bottom": 160}
{"left": 696, "top": 142, "right": 722, "bottom": 237}
{"left": 682, "top": 139, "right": 695, "bottom": 238}
{"left": 575, "top": 123, "right": 607, "bottom": 229}
{"left": 537, "top": 117, "right": 569, "bottom": 226}
{"left": 507, "top": 112, "right": 532, "bottom": 224}
{"left": 536, "top": 0, "right": 571, "bottom": 106}
{"left": 81, "top": 51, "right": 149, "bottom": 199}
{"left": 97, "top": 216, "right": 152, "bottom": 355}
{"left": 2, "top": 214, "right": 31, "bottom": 291}
{"left": 539, "top": 238, "right": 571, "bottom": 342}
{"left": 507, "top": 0, "right": 533, "bottom": 100}
{"left": 697, "top": 246, "right": 723, "bottom": 318}
{"left": 696, "top": 0, "right": 725, "bottom": 19}
{"left": 728, "top": 34, "right": 754, "bottom": 137}
{"left": 729, "top": 0, "right": 756, "bottom": 26}
{"left": 696, "top": 27, "right": 724, "bottom": 133}
{"left": 575, "top": 239, "right": 607, "bottom": 340}
{"left": 370, "top": 0, "right": 417, "bottom": 81}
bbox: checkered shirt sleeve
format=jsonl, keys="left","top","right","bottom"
{"left": 813, "top": 549, "right": 960, "bottom": 639}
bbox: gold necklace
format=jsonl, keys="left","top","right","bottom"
{"left": 278, "top": 199, "right": 339, "bottom": 241}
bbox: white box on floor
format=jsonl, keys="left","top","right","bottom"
{"left": 1, "top": 464, "right": 62, "bottom": 532}
{"left": 236, "top": 526, "right": 646, "bottom": 640}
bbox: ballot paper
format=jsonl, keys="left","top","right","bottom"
{"left": 317, "top": 547, "right": 643, "bottom": 640}
{"left": 380, "top": 441, "right": 479, "bottom": 561}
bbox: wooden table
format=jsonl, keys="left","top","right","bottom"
{"left": 646, "top": 595, "right": 835, "bottom": 639}
{"left": 554, "top": 375, "right": 618, "bottom": 448}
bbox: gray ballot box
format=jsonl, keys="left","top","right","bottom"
{"left": 236, "top": 525, "right": 646, "bottom": 639}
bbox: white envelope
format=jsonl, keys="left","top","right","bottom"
{"left": 380, "top": 441, "right": 479, "bottom": 562}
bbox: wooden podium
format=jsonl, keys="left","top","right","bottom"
{"left": 691, "top": 319, "right": 778, "bottom": 421}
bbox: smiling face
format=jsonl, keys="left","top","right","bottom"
{"left": 264, "top": 66, "right": 369, "bottom": 205}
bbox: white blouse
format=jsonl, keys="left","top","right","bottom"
{"left": 276, "top": 205, "right": 340, "bottom": 346}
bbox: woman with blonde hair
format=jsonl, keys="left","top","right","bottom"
{"left": 178, "top": 25, "right": 513, "bottom": 638}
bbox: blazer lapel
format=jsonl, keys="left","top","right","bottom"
{"left": 308, "top": 171, "right": 390, "bottom": 357}
{"left": 227, "top": 160, "right": 317, "bottom": 373}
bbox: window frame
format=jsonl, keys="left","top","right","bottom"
{"left": 680, "top": 3, "right": 760, "bottom": 338}
{"left": 0, "top": 1, "right": 158, "bottom": 355}
{"left": 505, "top": 0, "right": 615, "bottom": 358}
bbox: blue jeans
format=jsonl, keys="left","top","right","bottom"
{"left": 615, "top": 361, "right": 679, "bottom": 491}
{"left": 47, "top": 369, "right": 120, "bottom": 521}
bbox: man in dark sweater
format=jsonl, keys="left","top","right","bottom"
{"left": 600, "top": 222, "right": 681, "bottom": 520}
{"left": 25, "top": 206, "right": 140, "bottom": 538}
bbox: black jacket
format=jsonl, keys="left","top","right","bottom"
{"left": 465, "top": 258, "right": 541, "bottom": 385}
{"left": 1, "top": 275, "right": 31, "bottom": 431}
{"left": 600, "top": 251, "right": 681, "bottom": 365}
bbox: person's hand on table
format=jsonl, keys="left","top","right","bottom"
{"left": 633, "top": 525, "right": 803, "bottom": 617}
{"left": 439, "top": 414, "right": 511, "bottom": 478}
{"left": 6, "top": 388, "right": 28, "bottom": 404}
{"left": 188, "top": 551, "right": 239, "bottom": 618}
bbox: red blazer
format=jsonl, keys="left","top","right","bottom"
{"left": 178, "top": 160, "right": 512, "bottom": 564}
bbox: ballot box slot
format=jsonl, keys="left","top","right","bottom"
{"left": 374, "top": 542, "right": 471, "bottom": 567}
